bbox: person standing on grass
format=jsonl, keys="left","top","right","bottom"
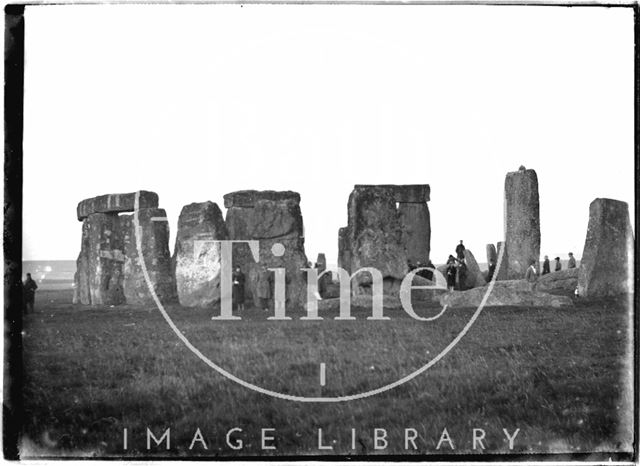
{"left": 455, "top": 240, "right": 466, "bottom": 260}
{"left": 232, "top": 266, "right": 246, "bottom": 312}
{"left": 446, "top": 255, "right": 457, "bottom": 291}
{"left": 567, "top": 252, "right": 577, "bottom": 269}
{"left": 23, "top": 273, "right": 38, "bottom": 314}
{"left": 554, "top": 256, "right": 562, "bottom": 272}
{"left": 256, "top": 265, "right": 271, "bottom": 312}
{"left": 525, "top": 260, "right": 538, "bottom": 290}
{"left": 542, "top": 255, "right": 550, "bottom": 275}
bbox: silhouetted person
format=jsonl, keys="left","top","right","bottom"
{"left": 23, "top": 273, "right": 38, "bottom": 314}
{"left": 457, "top": 259, "right": 468, "bottom": 291}
{"left": 232, "top": 266, "right": 246, "bottom": 312}
{"left": 486, "top": 260, "right": 496, "bottom": 282}
{"left": 568, "top": 252, "right": 577, "bottom": 269}
{"left": 554, "top": 257, "right": 562, "bottom": 272}
{"left": 455, "top": 240, "right": 466, "bottom": 260}
{"left": 542, "top": 255, "right": 550, "bottom": 275}
{"left": 446, "top": 255, "right": 457, "bottom": 291}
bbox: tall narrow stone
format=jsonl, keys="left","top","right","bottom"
{"left": 495, "top": 241, "right": 509, "bottom": 281}
{"left": 504, "top": 167, "right": 540, "bottom": 279}
{"left": 122, "top": 208, "right": 176, "bottom": 305}
{"left": 338, "top": 227, "right": 351, "bottom": 273}
{"left": 577, "top": 198, "right": 634, "bottom": 297}
{"left": 224, "top": 190, "right": 308, "bottom": 308}
{"left": 486, "top": 243, "right": 497, "bottom": 266}
{"left": 173, "top": 202, "right": 228, "bottom": 307}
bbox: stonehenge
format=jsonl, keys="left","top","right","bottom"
{"left": 72, "top": 177, "right": 633, "bottom": 310}
{"left": 503, "top": 167, "right": 540, "bottom": 280}
{"left": 577, "top": 198, "right": 634, "bottom": 297}
{"left": 337, "top": 184, "right": 431, "bottom": 296}
{"left": 73, "top": 191, "right": 176, "bottom": 306}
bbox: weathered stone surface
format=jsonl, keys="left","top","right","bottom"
{"left": 346, "top": 186, "right": 408, "bottom": 295}
{"left": 354, "top": 184, "right": 430, "bottom": 203}
{"left": 504, "top": 167, "right": 540, "bottom": 279}
{"left": 399, "top": 202, "right": 431, "bottom": 264}
{"left": 337, "top": 227, "right": 351, "bottom": 273}
{"left": 73, "top": 213, "right": 126, "bottom": 305}
{"left": 77, "top": 191, "right": 158, "bottom": 221}
{"left": 578, "top": 198, "right": 634, "bottom": 297}
{"left": 495, "top": 241, "right": 509, "bottom": 281}
{"left": 462, "top": 249, "right": 486, "bottom": 289}
{"left": 223, "top": 190, "right": 300, "bottom": 209}
{"left": 225, "top": 191, "right": 308, "bottom": 308}
{"left": 121, "top": 208, "right": 177, "bottom": 305}
{"left": 173, "top": 202, "right": 228, "bottom": 307}
{"left": 440, "top": 280, "right": 573, "bottom": 308}
{"left": 486, "top": 243, "right": 497, "bottom": 266}
{"left": 535, "top": 268, "right": 579, "bottom": 294}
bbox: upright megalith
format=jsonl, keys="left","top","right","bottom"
{"left": 344, "top": 186, "right": 409, "bottom": 295}
{"left": 338, "top": 227, "right": 351, "bottom": 273}
{"left": 462, "top": 249, "right": 486, "bottom": 289}
{"left": 224, "top": 190, "right": 308, "bottom": 308}
{"left": 73, "top": 212, "right": 125, "bottom": 305}
{"left": 495, "top": 241, "right": 509, "bottom": 281}
{"left": 577, "top": 198, "right": 634, "bottom": 297}
{"left": 73, "top": 190, "right": 175, "bottom": 306}
{"left": 122, "top": 208, "right": 176, "bottom": 305}
{"left": 504, "top": 167, "right": 540, "bottom": 279}
{"left": 173, "top": 202, "right": 228, "bottom": 307}
{"left": 486, "top": 243, "right": 497, "bottom": 266}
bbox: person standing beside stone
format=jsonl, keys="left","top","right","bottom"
{"left": 567, "top": 252, "right": 577, "bottom": 269}
{"left": 525, "top": 260, "right": 538, "bottom": 290}
{"left": 446, "top": 255, "right": 457, "bottom": 291}
{"left": 554, "top": 257, "right": 562, "bottom": 272}
{"left": 23, "top": 273, "right": 38, "bottom": 314}
{"left": 256, "top": 265, "right": 271, "bottom": 312}
{"left": 542, "top": 255, "right": 550, "bottom": 275}
{"left": 232, "top": 266, "right": 246, "bottom": 312}
{"left": 455, "top": 240, "right": 466, "bottom": 260}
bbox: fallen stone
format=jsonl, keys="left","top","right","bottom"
{"left": 77, "top": 191, "right": 158, "bottom": 221}
{"left": 173, "top": 202, "right": 229, "bottom": 307}
{"left": 504, "top": 167, "right": 540, "bottom": 279}
{"left": 578, "top": 198, "right": 634, "bottom": 297}
{"left": 440, "top": 280, "right": 573, "bottom": 308}
{"left": 535, "top": 268, "right": 579, "bottom": 294}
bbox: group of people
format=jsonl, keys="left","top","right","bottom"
{"left": 443, "top": 240, "right": 469, "bottom": 291}
{"left": 540, "top": 252, "right": 576, "bottom": 275}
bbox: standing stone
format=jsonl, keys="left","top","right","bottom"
{"left": 224, "top": 190, "right": 308, "bottom": 308}
{"left": 73, "top": 212, "right": 126, "bottom": 305}
{"left": 462, "top": 249, "right": 486, "bottom": 289}
{"left": 338, "top": 227, "right": 351, "bottom": 273}
{"left": 121, "top": 208, "right": 177, "bottom": 305}
{"left": 316, "top": 253, "right": 331, "bottom": 297}
{"left": 173, "top": 202, "right": 228, "bottom": 307}
{"left": 504, "top": 167, "right": 540, "bottom": 279}
{"left": 486, "top": 243, "right": 497, "bottom": 266}
{"left": 495, "top": 241, "right": 509, "bottom": 281}
{"left": 398, "top": 202, "right": 431, "bottom": 265}
{"left": 577, "top": 198, "right": 634, "bottom": 297}
{"left": 345, "top": 186, "right": 408, "bottom": 296}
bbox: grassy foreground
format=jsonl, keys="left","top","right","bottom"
{"left": 18, "top": 289, "right": 634, "bottom": 458}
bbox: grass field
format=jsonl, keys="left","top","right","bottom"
{"left": 18, "top": 289, "right": 634, "bottom": 458}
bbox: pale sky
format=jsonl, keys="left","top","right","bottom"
{"left": 22, "top": 4, "right": 635, "bottom": 265}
